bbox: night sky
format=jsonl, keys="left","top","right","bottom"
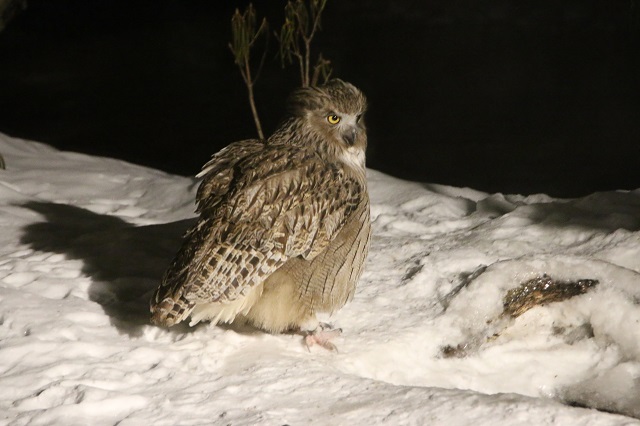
{"left": 1, "top": 0, "right": 639, "bottom": 197}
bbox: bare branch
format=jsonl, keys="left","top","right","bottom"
{"left": 229, "top": 4, "right": 268, "bottom": 139}
{"left": 311, "top": 53, "right": 332, "bottom": 86}
{"left": 276, "top": 0, "right": 332, "bottom": 87}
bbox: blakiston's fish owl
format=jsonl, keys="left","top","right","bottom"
{"left": 150, "top": 79, "right": 370, "bottom": 347}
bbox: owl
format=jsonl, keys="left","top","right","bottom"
{"left": 150, "top": 79, "right": 370, "bottom": 349}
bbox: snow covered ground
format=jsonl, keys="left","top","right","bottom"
{"left": 1, "top": 131, "right": 640, "bottom": 425}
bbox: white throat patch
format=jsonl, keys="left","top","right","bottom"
{"left": 340, "top": 147, "right": 366, "bottom": 170}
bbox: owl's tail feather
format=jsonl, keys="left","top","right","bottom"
{"left": 150, "top": 296, "right": 195, "bottom": 327}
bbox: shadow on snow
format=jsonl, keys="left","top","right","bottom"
{"left": 18, "top": 201, "right": 196, "bottom": 337}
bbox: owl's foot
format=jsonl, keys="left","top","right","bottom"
{"left": 303, "top": 323, "right": 342, "bottom": 352}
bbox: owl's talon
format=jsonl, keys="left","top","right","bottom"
{"left": 304, "top": 326, "right": 342, "bottom": 352}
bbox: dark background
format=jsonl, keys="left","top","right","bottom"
{"left": 1, "top": 0, "right": 639, "bottom": 197}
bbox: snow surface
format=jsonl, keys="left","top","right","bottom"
{"left": 1, "top": 132, "right": 640, "bottom": 425}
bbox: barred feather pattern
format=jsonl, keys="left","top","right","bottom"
{"left": 150, "top": 79, "right": 370, "bottom": 331}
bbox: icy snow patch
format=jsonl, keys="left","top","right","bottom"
{"left": 0, "top": 133, "right": 639, "bottom": 424}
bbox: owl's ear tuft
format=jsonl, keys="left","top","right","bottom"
{"left": 286, "top": 86, "right": 326, "bottom": 116}
{"left": 285, "top": 79, "right": 367, "bottom": 119}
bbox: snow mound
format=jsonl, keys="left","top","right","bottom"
{"left": 1, "top": 132, "right": 639, "bottom": 425}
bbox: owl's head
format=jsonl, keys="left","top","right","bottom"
{"left": 284, "top": 79, "right": 368, "bottom": 169}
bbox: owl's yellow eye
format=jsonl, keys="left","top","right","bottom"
{"left": 327, "top": 114, "right": 341, "bottom": 125}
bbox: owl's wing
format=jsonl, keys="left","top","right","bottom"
{"left": 151, "top": 143, "right": 365, "bottom": 325}
{"left": 194, "top": 139, "right": 264, "bottom": 214}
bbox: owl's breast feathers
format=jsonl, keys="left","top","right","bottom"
{"left": 150, "top": 139, "right": 370, "bottom": 327}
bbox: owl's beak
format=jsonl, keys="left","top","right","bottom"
{"left": 342, "top": 127, "right": 357, "bottom": 146}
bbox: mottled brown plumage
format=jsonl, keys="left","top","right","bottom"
{"left": 150, "top": 79, "right": 370, "bottom": 334}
